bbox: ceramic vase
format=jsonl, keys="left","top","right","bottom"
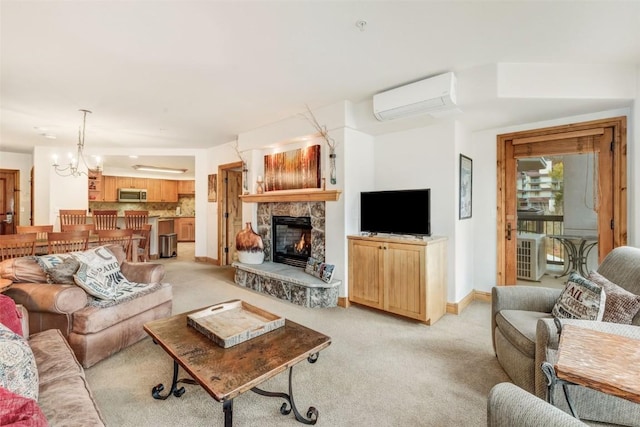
{"left": 236, "top": 222, "right": 264, "bottom": 264}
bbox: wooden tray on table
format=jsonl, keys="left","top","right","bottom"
{"left": 186, "top": 299, "right": 285, "bottom": 348}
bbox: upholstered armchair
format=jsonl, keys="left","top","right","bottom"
{"left": 487, "top": 382, "right": 587, "bottom": 427}
{"left": 491, "top": 246, "right": 640, "bottom": 425}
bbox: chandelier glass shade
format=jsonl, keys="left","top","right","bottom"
{"left": 52, "top": 109, "right": 101, "bottom": 177}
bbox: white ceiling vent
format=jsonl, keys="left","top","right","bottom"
{"left": 373, "top": 72, "right": 458, "bottom": 121}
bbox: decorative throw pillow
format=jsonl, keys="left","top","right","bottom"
{"left": 0, "top": 295, "right": 23, "bottom": 336}
{"left": 588, "top": 270, "right": 640, "bottom": 324}
{"left": 35, "top": 253, "right": 72, "bottom": 272}
{"left": 304, "top": 257, "right": 335, "bottom": 284}
{"left": 72, "top": 246, "right": 127, "bottom": 300}
{"left": 0, "top": 386, "right": 48, "bottom": 426}
{"left": 0, "top": 323, "right": 38, "bottom": 402}
{"left": 552, "top": 271, "right": 606, "bottom": 321}
{"left": 73, "top": 263, "right": 119, "bottom": 300}
{"left": 0, "top": 257, "right": 47, "bottom": 283}
{"left": 45, "top": 257, "right": 80, "bottom": 285}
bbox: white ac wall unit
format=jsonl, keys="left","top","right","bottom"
{"left": 516, "top": 232, "right": 547, "bottom": 281}
{"left": 373, "top": 72, "right": 458, "bottom": 121}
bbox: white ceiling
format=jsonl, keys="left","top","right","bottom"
{"left": 1, "top": 1, "right": 639, "bottom": 174}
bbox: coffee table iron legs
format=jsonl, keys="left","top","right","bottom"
{"left": 151, "top": 360, "right": 197, "bottom": 400}
{"left": 151, "top": 353, "right": 321, "bottom": 426}
{"left": 250, "top": 353, "right": 320, "bottom": 425}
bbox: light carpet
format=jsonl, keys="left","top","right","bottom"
{"left": 86, "top": 247, "right": 510, "bottom": 426}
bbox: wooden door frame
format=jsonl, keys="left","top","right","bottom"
{"left": 217, "top": 161, "right": 243, "bottom": 266}
{"left": 496, "top": 116, "right": 627, "bottom": 285}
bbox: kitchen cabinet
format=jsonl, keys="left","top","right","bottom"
{"left": 160, "top": 180, "right": 178, "bottom": 202}
{"left": 102, "top": 176, "right": 118, "bottom": 202}
{"left": 175, "top": 217, "right": 195, "bottom": 242}
{"left": 177, "top": 180, "right": 195, "bottom": 194}
{"left": 130, "top": 177, "right": 147, "bottom": 189}
{"left": 348, "top": 235, "right": 447, "bottom": 324}
{"left": 90, "top": 175, "right": 178, "bottom": 203}
{"left": 146, "top": 179, "right": 161, "bottom": 202}
{"left": 88, "top": 173, "right": 119, "bottom": 202}
{"left": 144, "top": 179, "right": 177, "bottom": 202}
{"left": 116, "top": 176, "right": 132, "bottom": 189}
{"left": 157, "top": 218, "right": 174, "bottom": 235}
{"left": 88, "top": 171, "right": 102, "bottom": 201}
{"left": 114, "top": 176, "right": 146, "bottom": 189}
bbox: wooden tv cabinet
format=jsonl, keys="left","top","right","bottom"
{"left": 347, "top": 235, "right": 448, "bottom": 325}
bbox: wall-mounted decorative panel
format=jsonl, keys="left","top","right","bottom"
{"left": 264, "top": 145, "right": 321, "bottom": 191}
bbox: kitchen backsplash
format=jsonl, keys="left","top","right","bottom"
{"left": 89, "top": 195, "right": 195, "bottom": 217}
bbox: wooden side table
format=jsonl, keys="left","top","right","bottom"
{"left": 542, "top": 323, "right": 640, "bottom": 419}
{"left": 0, "top": 278, "right": 12, "bottom": 293}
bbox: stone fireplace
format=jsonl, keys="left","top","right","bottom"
{"left": 256, "top": 201, "right": 326, "bottom": 263}
{"left": 272, "top": 216, "right": 312, "bottom": 268}
{"left": 233, "top": 201, "right": 338, "bottom": 308}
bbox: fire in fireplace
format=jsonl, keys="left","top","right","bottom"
{"left": 272, "top": 216, "right": 312, "bottom": 268}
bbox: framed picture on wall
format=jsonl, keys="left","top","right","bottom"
{"left": 208, "top": 174, "right": 217, "bottom": 202}
{"left": 459, "top": 154, "right": 472, "bottom": 219}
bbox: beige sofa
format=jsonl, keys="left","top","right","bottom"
{"left": 491, "top": 246, "right": 640, "bottom": 425}
{"left": 27, "top": 311, "right": 106, "bottom": 426}
{"left": 2, "top": 244, "right": 172, "bottom": 368}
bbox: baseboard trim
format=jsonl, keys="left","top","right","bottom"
{"left": 446, "top": 290, "right": 492, "bottom": 315}
{"left": 474, "top": 290, "right": 492, "bottom": 303}
{"left": 195, "top": 256, "right": 219, "bottom": 265}
{"left": 338, "top": 297, "right": 350, "bottom": 308}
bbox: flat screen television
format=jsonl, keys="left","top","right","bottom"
{"left": 360, "top": 188, "right": 431, "bottom": 236}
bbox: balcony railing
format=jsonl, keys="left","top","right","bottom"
{"left": 517, "top": 212, "right": 564, "bottom": 265}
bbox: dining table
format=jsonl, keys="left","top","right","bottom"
{"left": 34, "top": 234, "right": 144, "bottom": 261}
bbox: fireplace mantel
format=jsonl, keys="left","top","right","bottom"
{"left": 239, "top": 189, "right": 341, "bottom": 203}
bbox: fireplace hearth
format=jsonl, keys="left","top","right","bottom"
{"left": 272, "top": 216, "right": 312, "bottom": 268}
{"left": 234, "top": 201, "right": 336, "bottom": 308}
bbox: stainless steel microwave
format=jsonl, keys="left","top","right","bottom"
{"left": 118, "top": 188, "right": 147, "bottom": 202}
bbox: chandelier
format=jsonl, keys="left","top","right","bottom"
{"left": 52, "top": 109, "right": 102, "bottom": 177}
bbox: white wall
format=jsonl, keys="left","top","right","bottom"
{"left": 497, "top": 63, "right": 637, "bottom": 99}
{"left": 341, "top": 127, "right": 374, "bottom": 296}
{"left": 206, "top": 142, "right": 241, "bottom": 261}
{"left": 33, "top": 146, "right": 88, "bottom": 228}
{"left": 453, "top": 121, "right": 476, "bottom": 302}
{"left": 0, "top": 151, "right": 33, "bottom": 226}
{"left": 373, "top": 121, "right": 458, "bottom": 301}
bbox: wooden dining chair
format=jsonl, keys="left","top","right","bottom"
{"left": 97, "top": 228, "right": 133, "bottom": 261}
{"left": 61, "top": 223, "right": 96, "bottom": 233}
{"left": 92, "top": 210, "right": 119, "bottom": 231}
{"left": 0, "top": 233, "right": 37, "bottom": 260}
{"left": 132, "top": 223, "right": 152, "bottom": 262}
{"left": 59, "top": 209, "right": 88, "bottom": 230}
{"left": 47, "top": 230, "right": 90, "bottom": 254}
{"left": 16, "top": 225, "right": 54, "bottom": 241}
{"left": 124, "top": 210, "right": 149, "bottom": 230}
{"left": 16, "top": 225, "right": 53, "bottom": 255}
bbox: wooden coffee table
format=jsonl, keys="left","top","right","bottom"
{"left": 143, "top": 307, "right": 331, "bottom": 426}
{"left": 542, "top": 324, "right": 640, "bottom": 419}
